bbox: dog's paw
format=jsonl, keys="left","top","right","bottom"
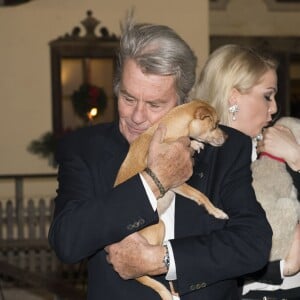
{"left": 191, "top": 140, "right": 204, "bottom": 153}
{"left": 211, "top": 207, "right": 229, "bottom": 220}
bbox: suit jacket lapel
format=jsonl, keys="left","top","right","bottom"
{"left": 174, "top": 145, "right": 217, "bottom": 237}
{"left": 97, "top": 123, "right": 129, "bottom": 190}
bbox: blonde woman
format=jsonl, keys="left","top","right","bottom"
{"left": 196, "top": 44, "right": 300, "bottom": 299}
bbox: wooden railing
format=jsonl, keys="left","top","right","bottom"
{"left": 0, "top": 173, "right": 86, "bottom": 299}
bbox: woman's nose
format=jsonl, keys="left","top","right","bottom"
{"left": 269, "top": 98, "right": 278, "bottom": 115}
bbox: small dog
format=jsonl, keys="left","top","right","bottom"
{"left": 252, "top": 116, "right": 300, "bottom": 261}
{"left": 114, "top": 100, "right": 228, "bottom": 300}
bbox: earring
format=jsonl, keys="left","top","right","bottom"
{"left": 255, "top": 133, "right": 263, "bottom": 142}
{"left": 228, "top": 104, "right": 239, "bottom": 121}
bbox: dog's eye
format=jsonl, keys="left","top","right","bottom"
{"left": 212, "top": 121, "right": 219, "bottom": 130}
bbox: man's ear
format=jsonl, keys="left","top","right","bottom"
{"left": 228, "top": 88, "right": 240, "bottom": 106}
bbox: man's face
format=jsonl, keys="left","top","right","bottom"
{"left": 118, "top": 59, "right": 178, "bottom": 144}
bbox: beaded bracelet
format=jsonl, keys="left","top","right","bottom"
{"left": 144, "top": 167, "right": 167, "bottom": 198}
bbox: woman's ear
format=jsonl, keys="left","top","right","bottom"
{"left": 228, "top": 88, "right": 240, "bottom": 106}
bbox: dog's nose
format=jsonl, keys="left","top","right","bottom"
{"left": 215, "top": 132, "right": 227, "bottom": 146}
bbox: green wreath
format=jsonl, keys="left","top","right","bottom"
{"left": 71, "top": 83, "right": 107, "bottom": 122}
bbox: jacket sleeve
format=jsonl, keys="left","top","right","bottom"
{"left": 48, "top": 130, "right": 159, "bottom": 264}
{"left": 287, "top": 164, "right": 300, "bottom": 201}
{"left": 170, "top": 129, "right": 273, "bottom": 295}
{"left": 243, "top": 260, "right": 283, "bottom": 285}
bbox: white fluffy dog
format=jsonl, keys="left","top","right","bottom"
{"left": 251, "top": 117, "right": 300, "bottom": 261}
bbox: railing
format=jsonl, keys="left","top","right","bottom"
{"left": 0, "top": 174, "right": 86, "bottom": 299}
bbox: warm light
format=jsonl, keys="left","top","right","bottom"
{"left": 90, "top": 107, "right": 98, "bottom": 117}
{"left": 87, "top": 107, "right": 98, "bottom": 121}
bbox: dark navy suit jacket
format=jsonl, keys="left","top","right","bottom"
{"left": 48, "top": 122, "right": 272, "bottom": 300}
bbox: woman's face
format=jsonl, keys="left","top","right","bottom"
{"left": 229, "top": 69, "right": 278, "bottom": 138}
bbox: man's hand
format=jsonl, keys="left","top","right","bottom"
{"left": 284, "top": 223, "right": 300, "bottom": 276}
{"left": 104, "top": 232, "right": 167, "bottom": 279}
{"left": 143, "top": 124, "right": 194, "bottom": 197}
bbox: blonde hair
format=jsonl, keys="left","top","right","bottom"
{"left": 195, "top": 44, "right": 278, "bottom": 125}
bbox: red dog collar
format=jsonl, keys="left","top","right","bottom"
{"left": 259, "top": 151, "right": 285, "bottom": 163}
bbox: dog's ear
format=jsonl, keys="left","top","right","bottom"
{"left": 195, "top": 105, "right": 216, "bottom": 123}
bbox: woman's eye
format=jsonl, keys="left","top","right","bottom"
{"left": 264, "top": 95, "right": 272, "bottom": 101}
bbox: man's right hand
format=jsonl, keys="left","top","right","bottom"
{"left": 142, "top": 124, "right": 194, "bottom": 198}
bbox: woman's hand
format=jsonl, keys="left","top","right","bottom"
{"left": 283, "top": 222, "right": 300, "bottom": 277}
{"left": 257, "top": 125, "right": 300, "bottom": 172}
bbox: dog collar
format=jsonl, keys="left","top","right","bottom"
{"left": 259, "top": 151, "right": 285, "bottom": 164}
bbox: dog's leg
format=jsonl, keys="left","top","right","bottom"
{"left": 137, "top": 220, "right": 173, "bottom": 300}
{"left": 173, "top": 183, "right": 229, "bottom": 219}
{"left": 136, "top": 276, "right": 173, "bottom": 300}
{"left": 139, "top": 220, "right": 165, "bottom": 246}
{"left": 157, "top": 191, "right": 174, "bottom": 216}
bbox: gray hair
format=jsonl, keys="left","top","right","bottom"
{"left": 113, "top": 18, "right": 197, "bottom": 104}
{"left": 195, "top": 44, "right": 278, "bottom": 125}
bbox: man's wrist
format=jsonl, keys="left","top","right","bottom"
{"left": 141, "top": 169, "right": 165, "bottom": 199}
{"left": 144, "top": 167, "right": 167, "bottom": 198}
{"left": 163, "top": 244, "right": 170, "bottom": 271}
